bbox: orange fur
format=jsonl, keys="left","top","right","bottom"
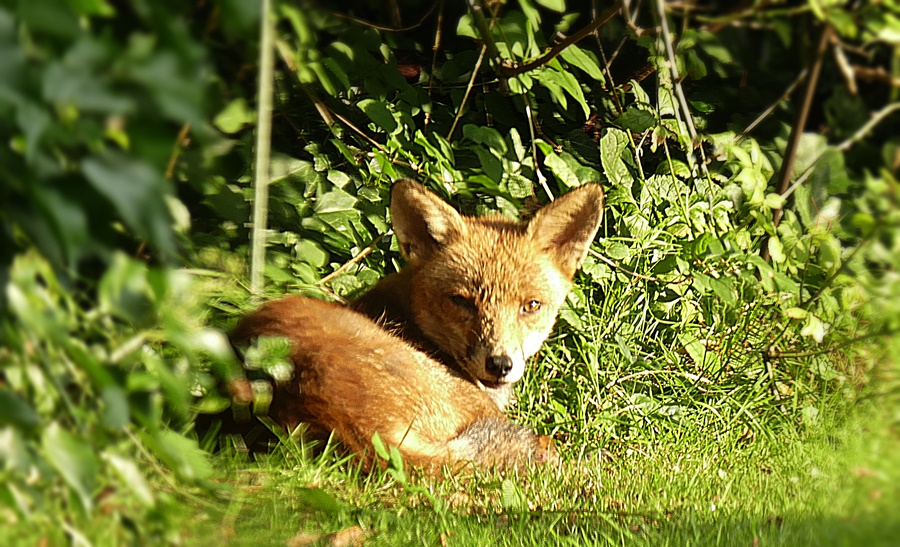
{"left": 231, "top": 180, "right": 604, "bottom": 472}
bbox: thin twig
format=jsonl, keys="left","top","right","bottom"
{"left": 739, "top": 69, "right": 808, "bottom": 139}
{"left": 836, "top": 101, "right": 900, "bottom": 151}
{"left": 621, "top": 0, "right": 656, "bottom": 37}
{"left": 467, "top": 0, "right": 503, "bottom": 67}
{"left": 250, "top": 0, "right": 274, "bottom": 296}
{"left": 833, "top": 42, "right": 858, "bottom": 95}
{"left": 594, "top": 1, "right": 624, "bottom": 114}
{"left": 330, "top": 110, "right": 388, "bottom": 154}
{"left": 760, "top": 24, "right": 831, "bottom": 263}
{"left": 588, "top": 248, "right": 664, "bottom": 282}
{"left": 655, "top": 0, "right": 709, "bottom": 177}
{"left": 523, "top": 92, "right": 554, "bottom": 200}
{"left": 424, "top": 0, "right": 444, "bottom": 136}
{"left": 779, "top": 102, "right": 900, "bottom": 202}
{"left": 500, "top": 0, "right": 623, "bottom": 77}
{"left": 328, "top": 6, "right": 439, "bottom": 33}
{"left": 447, "top": 45, "right": 487, "bottom": 140}
{"left": 853, "top": 65, "right": 900, "bottom": 88}
{"left": 165, "top": 123, "right": 191, "bottom": 179}
{"left": 317, "top": 232, "right": 392, "bottom": 286}
{"left": 773, "top": 28, "right": 832, "bottom": 217}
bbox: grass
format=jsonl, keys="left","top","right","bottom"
{"left": 175, "top": 357, "right": 898, "bottom": 546}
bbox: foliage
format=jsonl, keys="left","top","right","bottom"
{"left": 1, "top": 0, "right": 899, "bottom": 542}
{"left": 0, "top": 0, "right": 248, "bottom": 538}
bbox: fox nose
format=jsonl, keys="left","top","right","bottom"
{"left": 486, "top": 355, "right": 513, "bottom": 378}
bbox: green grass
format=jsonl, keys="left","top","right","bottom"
{"left": 1, "top": 327, "right": 895, "bottom": 547}
{"left": 176, "top": 385, "right": 899, "bottom": 546}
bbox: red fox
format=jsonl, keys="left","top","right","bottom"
{"left": 230, "top": 180, "right": 604, "bottom": 471}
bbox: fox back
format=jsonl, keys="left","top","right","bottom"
{"left": 352, "top": 180, "right": 605, "bottom": 409}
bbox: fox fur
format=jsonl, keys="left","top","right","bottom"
{"left": 230, "top": 179, "right": 604, "bottom": 472}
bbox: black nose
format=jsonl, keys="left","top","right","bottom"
{"left": 486, "top": 355, "right": 513, "bottom": 378}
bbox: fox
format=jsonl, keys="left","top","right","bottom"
{"left": 230, "top": 179, "right": 604, "bottom": 472}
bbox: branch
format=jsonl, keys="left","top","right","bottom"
{"left": 498, "top": 0, "right": 623, "bottom": 77}
{"left": 317, "top": 232, "right": 392, "bottom": 286}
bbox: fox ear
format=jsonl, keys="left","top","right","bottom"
{"left": 390, "top": 179, "right": 467, "bottom": 264}
{"left": 528, "top": 183, "right": 605, "bottom": 279}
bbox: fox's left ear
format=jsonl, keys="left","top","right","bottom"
{"left": 390, "top": 179, "right": 467, "bottom": 264}
{"left": 527, "top": 183, "right": 605, "bottom": 279}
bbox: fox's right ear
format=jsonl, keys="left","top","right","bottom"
{"left": 390, "top": 179, "right": 467, "bottom": 264}
{"left": 528, "top": 183, "right": 605, "bottom": 279}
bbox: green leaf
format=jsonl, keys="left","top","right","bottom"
{"left": 678, "top": 334, "right": 722, "bottom": 374}
{"left": 68, "top": 0, "right": 116, "bottom": 16}
{"left": 474, "top": 147, "right": 503, "bottom": 183}
{"left": 213, "top": 98, "right": 254, "bottom": 133}
{"left": 785, "top": 307, "right": 808, "bottom": 319}
{"left": 315, "top": 187, "right": 358, "bottom": 214}
{"left": 501, "top": 478, "right": 524, "bottom": 509}
{"left": 600, "top": 128, "right": 631, "bottom": 187}
{"left": 100, "top": 386, "right": 130, "bottom": 431}
{"left": 104, "top": 453, "right": 154, "bottom": 506}
{"left": 0, "top": 389, "right": 40, "bottom": 430}
{"left": 768, "top": 236, "right": 785, "bottom": 264}
{"left": 543, "top": 150, "right": 579, "bottom": 190}
{"left": 559, "top": 44, "right": 605, "bottom": 81}
{"left": 615, "top": 106, "right": 656, "bottom": 133}
{"left": 295, "top": 240, "right": 329, "bottom": 268}
{"left": 358, "top": 98, "right": 397, "bottom": 133}
{"left": 82, "top": 153, "right": 174, "bottom": 257}
{"left": 462, "top": 125, "right": 508, "bottom": 153}
{"left": 296, "top": 487, "right": 345, "bottom": 513}
{"left": 370, "top": 431, "right": 390, "bottom": 461}
{"left": 147, "top": 430, "right": 212, "bottom": 482}
{"left": 507, "top": 173, "right": 533, "bottom": 199}
{"left": 43, "top": 423, "right": 99, "bottom": 514}
{"left": 534, "top": 0, "right": 565, "bottom": 11}
{"left": 456, "top": 13, "right": 477, "bottom": 39}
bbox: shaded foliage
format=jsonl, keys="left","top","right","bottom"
{"left": 0, "top": 0, "right": 898, "bottom": 541}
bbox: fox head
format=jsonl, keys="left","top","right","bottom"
{"left": 390, "top": 180, "right": 604, "bottom": 389}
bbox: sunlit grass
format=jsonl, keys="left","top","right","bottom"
{"left": 179, "top": 365, "right": 898, "bottom": 546}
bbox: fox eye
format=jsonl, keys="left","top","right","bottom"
{"left": 521, "top": 299, "right": 542, "bottom": 314}
{"left": 450, "top": 294, "right": 476, "bottom": 312}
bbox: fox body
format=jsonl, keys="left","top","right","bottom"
{"left": 231, "top": 180, "right": 604, "bottom": 471}
{"left": 231, "top": 297, "right": 554, "bottom": 471}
